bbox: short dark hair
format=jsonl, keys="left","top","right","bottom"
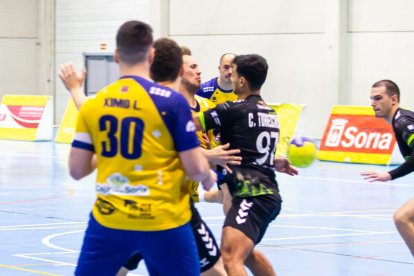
{"left": 116, "top": 20, "right": 153, "bottom": 65}
{"left": 150, "top": 38, "right": 183, "bottom": 82}
{"left": 372, "top": 79, "right": 400, "bottom": 102}
{"left": 233, "top": 54, "right": 268, "bottom": 91}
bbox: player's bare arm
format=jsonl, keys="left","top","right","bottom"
{"left": 58, "top": 63, "right": 88, "bottom": 109}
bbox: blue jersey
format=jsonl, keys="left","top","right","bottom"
{"left": 196, "top": 77, "right": 237, "bottom": 104}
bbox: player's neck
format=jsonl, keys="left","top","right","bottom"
{"left": 119, "top": 63, "right": 151, "bottom": 80}
{"left": 238, "top": 90, "right": 260, "bottom": 100}
{"left": 217, "top": 77, "right": 232, "bottom": 90}
{"left": 180, "top": 88, "right": 197, "bottom": 108}
{"left": 157, "top": 78, "right": 180, "bottom": 91}
{"left": 387, "top": 105, "right": 400, "bottom": 123}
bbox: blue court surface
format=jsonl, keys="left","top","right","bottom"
{"left": 0, "top": 140, "right": 413, "bottom": 275}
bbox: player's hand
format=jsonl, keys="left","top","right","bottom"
{"left": 274, "top": 156, "right": 298, "bottom": 176}
{"left": 360, "top": 171, "right": 391, "bottom": 182}
{"left": 58, "top": 63, "right": 86, "bottom": 93}
{"left": 205, "top": 143, "right": 242, "bottom": 173}
{"left": 201, "top": 132, "right": 211, "bottom": 149}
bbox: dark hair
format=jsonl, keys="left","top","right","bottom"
{"left": 181, "top": 46, "right": 192, "bottom": 56}
{"left": 233, "top": 54, "right": 268, "bottom": 91}
{"left": 372, "top": 79, "right": 400, "bottom": 102}
{"left": 116, "top": 20, "right": 153, "bottom": 65}
{"left": 150, "top": 38, "right": 183, "bottom": 82}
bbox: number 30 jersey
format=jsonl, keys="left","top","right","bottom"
{"left": 72, "top": 76, "right": 200, "bottom": 231}
{"left": 200, "top": 95, "right": 280, "bottom": 198}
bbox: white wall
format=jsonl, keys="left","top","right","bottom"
{"left": 168, "top": 0, "right": 333, "bottom": 138}
{"left": 168, "top": 0, "right": 414, "bottom": 138}
{"left": 3, "top": 0, "right": 414, "bottom": 137}
{"left": 349, "top": 0, "right": 414, "bottom": 110}
{"left": 0, "top": 0, "right": 41, "bottom": 96}
{"left": 55, "top": 0, "right": 153, "bottom": 123}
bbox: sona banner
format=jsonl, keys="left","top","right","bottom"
{"left": 318, "top": 105, "right": 399, "bottom": 165}
{"left": 0, "top": 95, "right": 53, "bottom": 141}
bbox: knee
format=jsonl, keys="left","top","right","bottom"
{"left": 393, "top": 208, "right": 409, "bottom": 226}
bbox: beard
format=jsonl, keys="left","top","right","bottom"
{"left": 181, "top": 78, "right": 200, "bottom": 94}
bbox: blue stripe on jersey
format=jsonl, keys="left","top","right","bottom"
{"left": 72, "top": 140, "right": 95, "bottom": 152}
{"left": 124, "top": 76, "right": 200, "bottom": 152}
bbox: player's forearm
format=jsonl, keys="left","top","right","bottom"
{"left": 388, "top": 155, "right": 414, "bottom": 180}
{"left": 70, "top": 87, "right": 88, "bottom": 110}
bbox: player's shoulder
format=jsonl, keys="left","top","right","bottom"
{"left": 195, "top": 94, "right": 216, "bottom": 109}
{"left": 395, "top": 108, "right": 414, "bottom": 123}
{"left": 199, "top": 77, "right": 218, "bottom": 92}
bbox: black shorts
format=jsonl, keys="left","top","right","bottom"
{"left": 190, "top": 202, "right": 221, "bottom": 272}
{"left": 123, "top": 202, "right": 221, "bottom": 273}
{"left": 224, "top": 194, "right": 282, "bottom": 244}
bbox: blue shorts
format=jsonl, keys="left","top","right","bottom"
{"left": 75, "top": 213, "right": 199, "bottom": 276}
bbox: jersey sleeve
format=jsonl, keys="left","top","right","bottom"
{"left": 399, "top": 116, "right": 414, "bottom": 151}
{"left": 71, "top": 107, "right": 95, "bottom": 152}
{"left": 388, "top": 115, "right": 414, "bottom": 179}
{"left": 200, "top": 102, "right": 232, "bottom": 131}
{"left": 169, "top": 93, "right": 200, "bottom": 152}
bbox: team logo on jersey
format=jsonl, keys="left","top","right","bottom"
{"left": 210, "top": 111, "right": 221, "bottom": 126}
{"left": 186, "top": 120, "right": 196, "bottom": 132}
{"left": 95, "top": 198, "right": 117, "bottom": 215}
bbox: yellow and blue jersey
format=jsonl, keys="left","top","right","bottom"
{"left": 72, "top": 76, "right": 200, "bottom": 231}
{"left": 196, "top": 77, "right": 238, "bottom": 104}
{"left": 193, "top": 95, "right": 218, "bottom": 149}
{"left": 188, "top": 95, "right": 218, "bottom": 202}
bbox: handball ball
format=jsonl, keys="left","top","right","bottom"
{"left": 287, "top": 137, "right": 317, "bottom": 168}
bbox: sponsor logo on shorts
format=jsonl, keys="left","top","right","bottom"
{"left": 236, "top": 199, "right": 253, "bottom": 224}
{"left": 197, "top": 223, "right": 217, "bottom": 257}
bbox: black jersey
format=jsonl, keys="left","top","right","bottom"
{"left": 202, "top": 95, "right": 280, "bottom": 198}
{"left": 389, "top": 108, "right": 414, "bottom": 179}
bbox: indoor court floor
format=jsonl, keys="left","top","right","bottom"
{"left": 0, "top": 139, "right": 413, "bottom": 275}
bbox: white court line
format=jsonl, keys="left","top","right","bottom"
{"left": 14, "top": 253, "right": 76, "bottom": 267}
{"left": 0, "top": 222, "right": 86, "bottom": 231}
{"left": 288, "top": 175, "right": 414, "bottom": 188}
{"left": 267, "top": 224, "right": 376, "bottom": 233}
{"left": 262, "top": 230, "right": 396, "bottom": 241}
{"left": 0, "top": 222, "right": 85, "bottom": 229}
{"left": 41, "top": 230, "right": 84, "bottom": 252}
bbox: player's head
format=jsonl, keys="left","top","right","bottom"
{"left": 115, "top": 20, "right": 153, "bottom": 66}
{"left": 370, "top": 79, "right": 400, "bottom": 120}
{"left": 231, "top": 54, "right": 268, "bottom": 95}
{"left": 150, "top": 38, "right": 183, "bottom": 83}
{"left": 180, "top": 46, "right": 202, "bottom": 94}
{"left": 218, "top": 53, "right": 236, "bottom": 85}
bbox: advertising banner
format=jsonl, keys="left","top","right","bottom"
{"left": 0, "top": 95, "right": 53, "bottom": 141}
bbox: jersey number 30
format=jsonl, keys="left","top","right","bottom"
{"left": 99, "top": 115, "right": 144, "bottom": 159}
